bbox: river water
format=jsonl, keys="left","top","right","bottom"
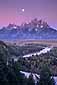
{"left": 23, "top": 46, "right": 53, "bottom": 58}
{"left": 10, "top": 46, "right": 57, "bottom": 84}
{"left": 20, "top": 71, "right": 57, "bottom": 85}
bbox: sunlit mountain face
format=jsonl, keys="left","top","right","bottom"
{"left": 0, "top": 19, "right": 57, "bottom": 40}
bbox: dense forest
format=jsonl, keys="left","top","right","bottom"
{"left": 0, "top": 41, "right": 56, "bottom": 85}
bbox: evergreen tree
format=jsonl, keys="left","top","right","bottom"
{"left": 7, "top": 59, "right": 26, "bottom": 85}
{"left": 38, "top": 64, "right": 55, "bottom": 85}
{"left": 27, "top": 73, "right": 35, "bottom": 85}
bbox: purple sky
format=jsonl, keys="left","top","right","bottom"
{"left": 0, "top": 0, "right": 57, "bottom": 28}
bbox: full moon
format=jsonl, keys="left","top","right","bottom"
{"left": 22, "top": 8, "right": 25, "bottom": 12}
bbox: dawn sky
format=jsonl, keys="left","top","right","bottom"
{"left": 0, "top": 0, "right": 57, "bottom": 28}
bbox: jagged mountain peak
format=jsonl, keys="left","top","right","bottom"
{"left": 20, "top": 18, "right": 49, "bottom": 30}
{"left": 0, "top": 18, "right": 57, "bottom": 40}
{"left": 30, "top": 18, "right": 49, "bottom": 28}
{"left": 7, "top": 24, "right": 19, "bottom": 29}
{"left": 0, "top": 18, "right": 52, "bottom": 30}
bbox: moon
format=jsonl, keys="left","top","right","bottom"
{"left": 21, "top": 8, "right": 25, "bottom": 12}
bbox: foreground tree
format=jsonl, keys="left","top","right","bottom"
{"left": 27, "top": 73, "right": 35, "bottom": 85}
{"left": 7, "top": 59, "right": 26, "bottom": 85}
{"left": 38, "top": 64, "right": 55, "bottom": 85}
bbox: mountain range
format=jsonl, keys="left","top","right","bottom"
{"left": 0, "top": 18, "right": 57, "bottom": 40}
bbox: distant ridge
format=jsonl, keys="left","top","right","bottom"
{"left": 0, "top": 18, "right": 57, "bottom": 40}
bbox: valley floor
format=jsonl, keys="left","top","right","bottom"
{"left": 5, "top": 39, "right": 57, "bottom": 47}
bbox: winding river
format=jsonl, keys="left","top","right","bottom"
{"left": 11, "top": 46, "right": 57, "bottom": 85}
